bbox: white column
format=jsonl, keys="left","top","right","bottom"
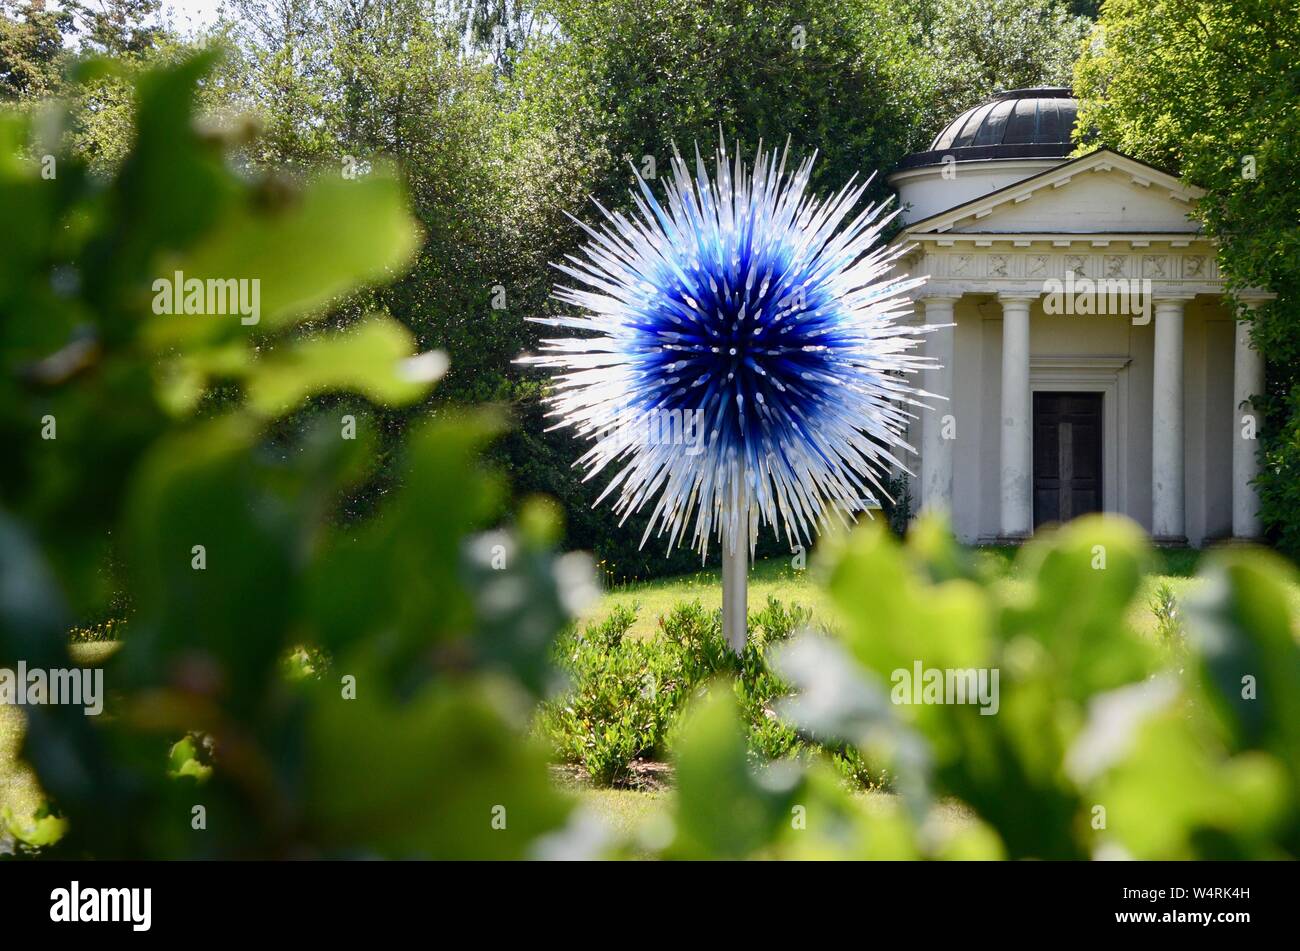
{"left": 1232, "top": 299, "right": 1268, "bottom": 539}
{"left": 1151, "top": 296, "right": 1190, "bottom": 543}
{"left": 998, "top": 294, "right": 1034, "bottom": 539}
{"left": 920, "top": 296, "right": 957, "bottom": 514}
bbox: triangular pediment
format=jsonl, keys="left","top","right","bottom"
{"left": 900, "top": 150, "right": 1204, "bottom": 238}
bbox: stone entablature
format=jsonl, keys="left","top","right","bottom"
{"left": 902, "top": 244, "right": 1220, "bottom": 287}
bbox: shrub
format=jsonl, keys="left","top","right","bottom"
{"left": 733, "top": 598, "right": 808, "bottom": 763}
{"left": 829, "top": 746, "right": 880, "bottom": 790}
{"left": 538, "top": 595, "right": 887, "bottom": 787}
{"left": 539, "top": 605, "right": 683, "bottom": 783}
{"left": 1149, "top": 582, "right": 1185, "bottom": 652}
{"left": 879, "top": 473, "right": 914, "bottom": 538}
{"left": 658, "top": 601, "right": 734, "bottom": 685}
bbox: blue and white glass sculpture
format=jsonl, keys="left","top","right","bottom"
{"left": 525, "top": 140, "right": 931, "bottom": 573}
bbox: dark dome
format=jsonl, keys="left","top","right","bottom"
{"left": 896, "top": 88, "right": 1078, "bottom": 170}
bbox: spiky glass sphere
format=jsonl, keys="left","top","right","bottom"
{"left": 524, "top": 142, "right": 932, "bottom": 557}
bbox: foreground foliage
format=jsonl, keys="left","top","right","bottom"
{"left": 0, "top": 53, "right": 587, "bottom": 857}
{"left": 2, "top": 49, "right": 1297, "bottom": 863}
{"left": 655, "top": 517, "right": 1300, "bottom": 859}
{"left": 547, "top": 517, "right": 1300, "bottom": 859}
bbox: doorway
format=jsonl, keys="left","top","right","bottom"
{"left": 1033, "top": 392, "right": 1103, "bottom": 528}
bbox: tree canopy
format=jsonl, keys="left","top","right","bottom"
{"left": 1075, "top": 0, "right": 1300, "bottom": 554}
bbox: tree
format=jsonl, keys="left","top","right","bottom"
{"left": 1074, "top": 0, "right": 1300, "bottom": 555}
{"left": 915, "top": 0, "right": 1091, "bottom": 119}
{"left": 450, "top": 0, "right": 547, "bottom": 77}
{"left": 1, "top": 0, "right": 183, "bottom": 167}
{"left": 222, "top": 0, "right": 333, "bottom": 165}
{"left": 62, "top": 2, "right": 193, "bottom": 170}
{"left": 521, "top": 0, "right": 940, "bottom": 213}
{"left": 71, "top": 0, "right": 165, "bottom": 56}
{"left": 0, "top": 0, "right": 75, "bottom": 101}
{"left": 209, "top": 0, "right": 1105, "bottom": 580}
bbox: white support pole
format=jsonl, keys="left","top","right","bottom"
{"left": 721, "top": 501, "right": 749, "bottom": 654}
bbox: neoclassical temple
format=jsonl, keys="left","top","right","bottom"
{"left": 888, "top": 87, "right": 1270, "bottom": 547}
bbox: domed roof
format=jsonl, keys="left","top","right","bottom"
{"left": 896, "top": 88, "right": 1079, "bottom": 170}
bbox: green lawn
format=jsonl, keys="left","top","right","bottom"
{"left": 573, "top": 786, "right": 977, "bottom": 856}
{"left": 586, "top": 544, "right": 1218, "bottom": 640}
{"left": 591, "top": 554, "right": 833, "bottom": 638}
{"left": 578, "top": 789, "right": 674, "bottom": 855}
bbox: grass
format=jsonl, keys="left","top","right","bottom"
{"left": 586, "top": 543, "right": 1222, "bottom": 640}
{"left": 590, "top": 555, "right": 832, "bottom": 638}
{"left": 578, "top": 789, "right": 675, "bottom": 854}
{"left": 574, "top": 786, "right": 976, "bottom": 856}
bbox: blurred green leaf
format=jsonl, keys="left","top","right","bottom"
{"left": 148, "top": 172, "right": 421, "bottom": 346}
{"left": 305, "top": 672, "right": 570, "bottom": 859}
{"left": 669, "top": 685, "right": 800, "bottom": 859}
{"left": 1185, "top": 551, "right": 1300, "bottom": 760}
{"left": 246, "top": 315, "right": 441, "bottom": 416}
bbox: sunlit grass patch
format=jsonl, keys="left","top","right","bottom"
{"left": 587, "top": 545, "right": 1242, "bottom": 642}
